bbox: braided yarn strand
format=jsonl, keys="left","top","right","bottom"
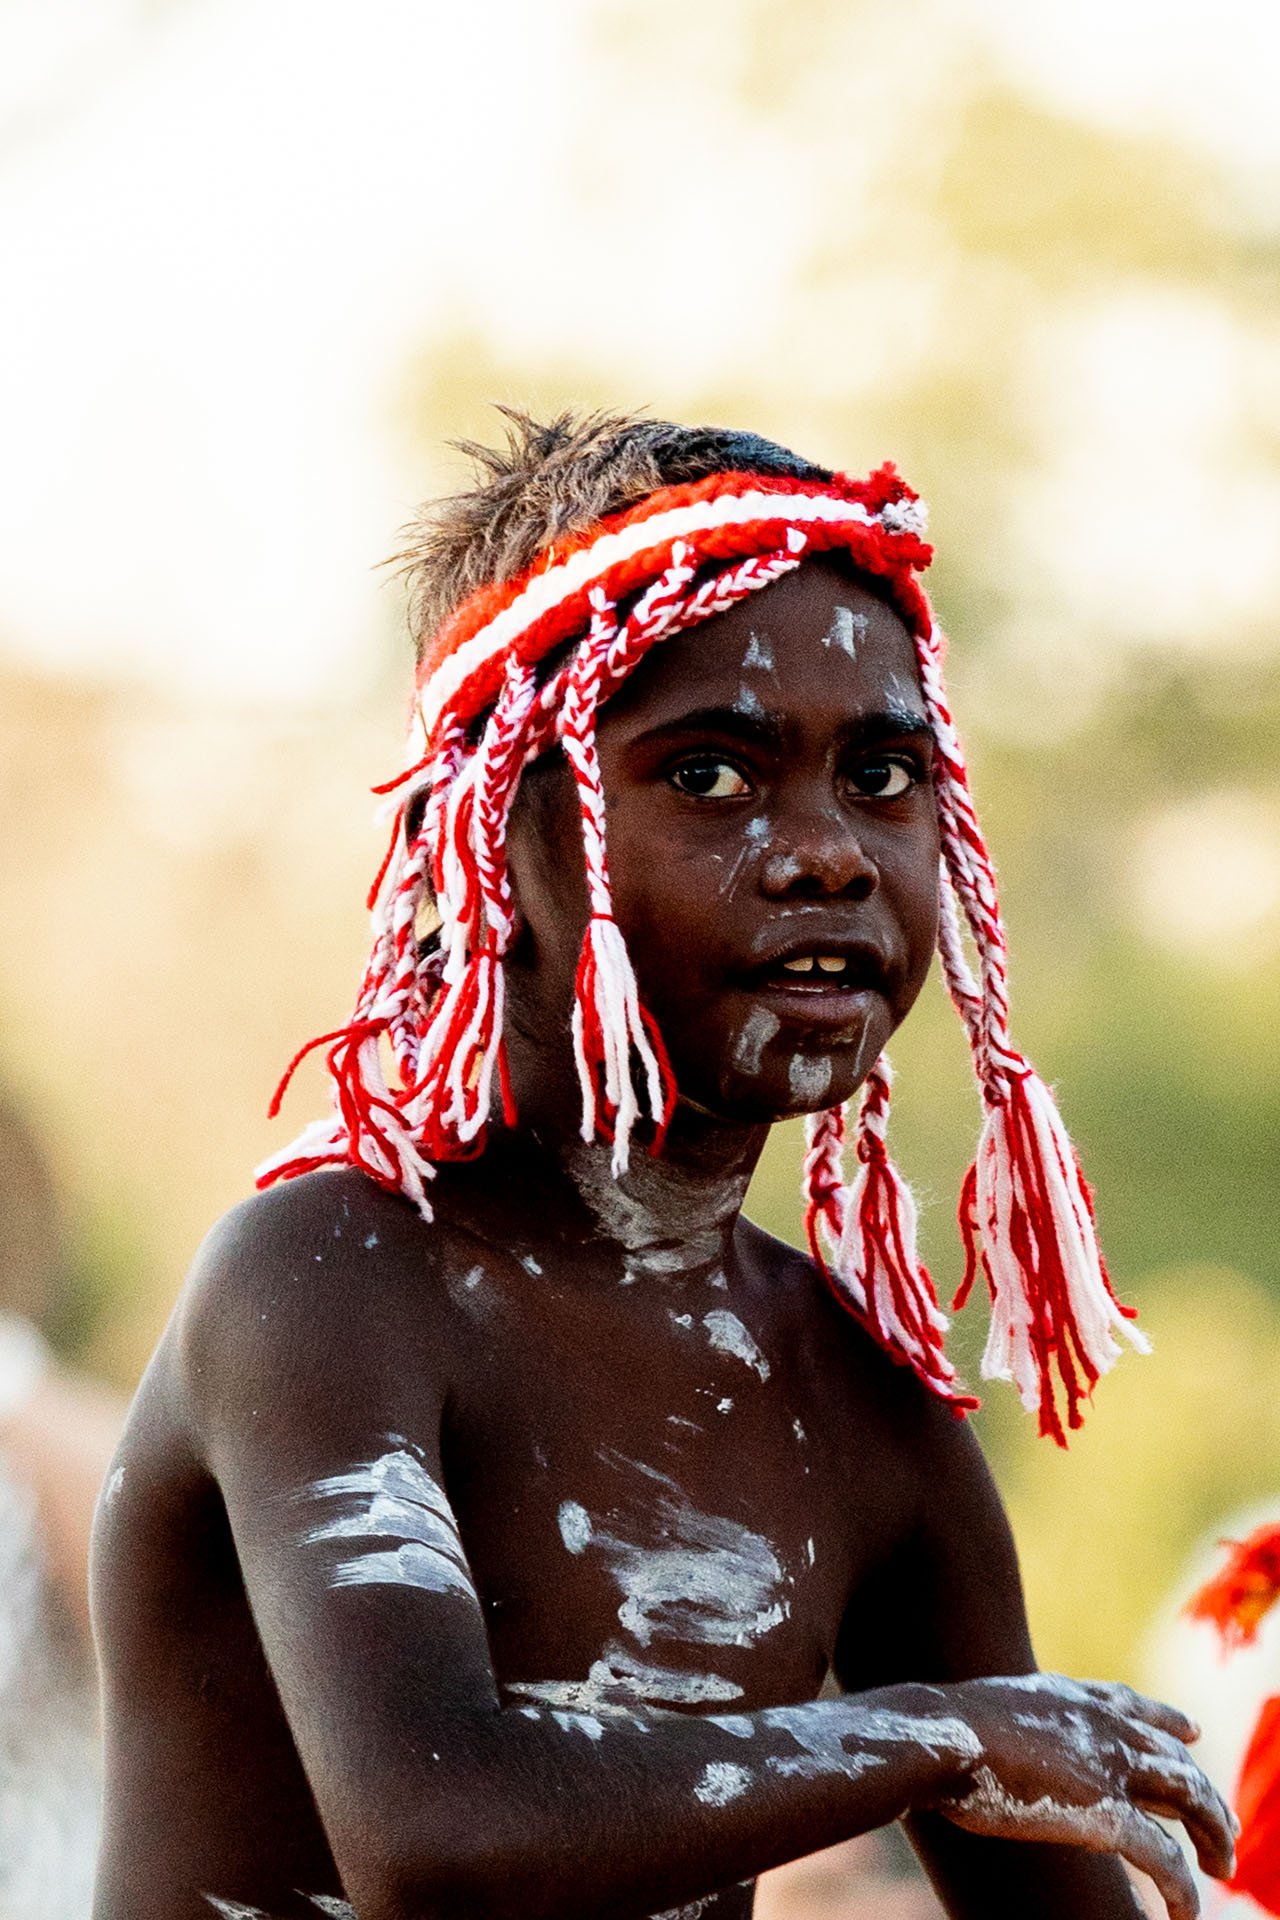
{"left": 258, "top": 462, "right": 1143, "bottom": 1439}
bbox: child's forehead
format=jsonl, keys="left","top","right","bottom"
{"left": 598, "top": 557, "right": 924, "bottom": 731}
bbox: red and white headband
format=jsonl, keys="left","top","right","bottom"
{"left": 259, "top": 464, "right": 1146, "bottom": 1443}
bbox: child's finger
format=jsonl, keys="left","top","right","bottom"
{"left": 1083, "top": 1680, "right": 1201, "bottom": 1745}
{"left": 1111, "top": 1808, "right": 1202, "bottom": 1920}
{"left": 1128, "top": 1761, "right": 1237, "bottom": 1883}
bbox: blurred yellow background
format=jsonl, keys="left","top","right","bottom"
{"left": 3, "top": 1, "right": 1279, "bottom": 1907}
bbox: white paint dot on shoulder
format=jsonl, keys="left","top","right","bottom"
{"left": 806, "top": 1538, "right": 816, "bottom": 1566}
{"left": 558, "top": 1500, "right": 593, "bottom": 1554}
{"left": 363, "top": 1232, "right": 379, "bottom": 1251}
{"left": 520, "top": 1254, "right": 543, "bottom": 1275}
{"left": 694, "top": 1759, "right": 753, "bottom": 1806}
{"left": 670, "top": 1312, "right": 694, "bottom": 1329}
{"left": 716, "top": 1398, "right": 733, "bottom": 1415}
{"left": 463, "top": 1266, "right": 484, "bottom": 1291}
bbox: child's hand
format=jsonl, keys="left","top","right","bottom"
{"left": 937, "top": 1673, "right": 1237, "bottom": 1920}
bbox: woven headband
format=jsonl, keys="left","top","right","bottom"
{"left": 259, "top": 463, "right": 1146, "bottom": 1443}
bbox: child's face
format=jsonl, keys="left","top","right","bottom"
{"left": 508, "top": 557, "right": 940, "bottom": 1122}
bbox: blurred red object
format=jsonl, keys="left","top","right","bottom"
{"left": 1186, "top": 1525, "right": 1280, "bottom": 1651}
{"left": 1231, "top": 1695, "right": 1280, "bottom": 1914}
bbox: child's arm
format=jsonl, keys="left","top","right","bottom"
{"left": 176, "top": 1186, "right": 1229, "bottom": 1920}
{"left": 834, "top": 1404, "right": 1226, "bottom": 1918}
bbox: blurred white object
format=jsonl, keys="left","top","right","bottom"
{"left": 0, "top": 1311, "right": 50, "bottom": 1422}
{"left": 0, "top": 1434, "right": 100, "bottom": 1918}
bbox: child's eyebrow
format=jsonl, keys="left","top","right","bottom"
{"left": 631, "top": 704, "right": 933, "bottom": 751}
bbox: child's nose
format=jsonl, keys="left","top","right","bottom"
{"left": 758, "top": 815, "right": 879, "bottom": 900}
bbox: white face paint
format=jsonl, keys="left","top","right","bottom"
{"left": 557, "top": 1457, "right": 790, "bottom": 1651}
{"left": 730, "top": 1008, "right": 779, "bottom": 1078}
{"left": 741, "top": 631, "right": 774, "bottom": 673}
{"left": 821, "top": 606, "right": 868, "bottom": 659}
{"left": 702, "top": 1310, "right": 770, "bottom": 1382}
{"left": 786, "top": 1053, "right": 834, "bottom": 1109}
{"left": 301, "top": 1448, "right": 475, "bottom": 1599}
{"left": 694, "top": 1759, "right": 752, "bottom": 1806}
{"left": 733, "top": 680, "right": 767, "bottom": 719}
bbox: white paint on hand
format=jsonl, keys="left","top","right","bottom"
{"left": 694, "top": 1759, "right": 752, "bottom": 1806}
{"left": 301, "top": 1448, "right": 475, "bottom": 1599}
{"left": 702, "top": 1309, "right": 770, "bottom": 1382}
{"left": 952, "top": 1764, "right": 1133, "bottom": 1849}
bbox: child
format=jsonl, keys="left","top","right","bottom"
{"left": 91, "top": 413, "right": 1236, "bottom": 1920}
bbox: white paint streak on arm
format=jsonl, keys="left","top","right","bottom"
{"left": 301, "top": 1448, "right": 476, "bottom": 1599}
{"left": 694, "top": 1759, "right": 753, "bottom": 1806}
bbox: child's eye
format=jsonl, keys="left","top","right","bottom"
{"left": 670, "top": 756, "right": 752, "bottom": 800}
{"left": 849, "top": 757, "right": 920, "bottom": 799}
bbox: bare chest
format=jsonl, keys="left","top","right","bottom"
{"left": 436, "top": 1262, "right": 896, "bottom": 1717}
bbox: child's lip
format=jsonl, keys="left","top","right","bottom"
{"left": 733, "top": 978, "right": 882, "bottom": 1029}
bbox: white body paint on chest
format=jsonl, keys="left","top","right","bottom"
{"left": 558, "top": 1459, "right": 789, "bottom": 1650}
{"left": 300, "top": 1447, "right": 475, "bottom": 1599}
{"left": 702, "top": 1310, "right": 770, "bottom": 1382}
{"left": 513, "top": 1462, "right": 789, "bottom": 1713}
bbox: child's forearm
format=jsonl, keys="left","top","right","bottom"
{"left": 344, "top": 1685, "right": 968, "bottom": 1920}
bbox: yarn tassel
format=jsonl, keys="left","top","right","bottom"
{"left": 803, "top": 1086, "right": 975, "bottom": 1414}
{"left": 954, "top": 1057, "right": 1148, "bottom": 1445}
{"left": 571, "top": 913, "right": 675, "bottom": 1174}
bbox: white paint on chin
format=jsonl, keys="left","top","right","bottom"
{"left": 703, "top": 1309, "right": 770, "bottom": 1382}
{"left": 787, "top": 1053, "right": 834, "bottom": 1108}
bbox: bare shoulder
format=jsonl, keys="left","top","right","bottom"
{"left": 173, "top": 1169, "right": 456, "bottom": 1453}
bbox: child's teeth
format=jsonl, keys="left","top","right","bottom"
{"left": 782, "top": 955, "right": 815, "bottom": 973}
{"left": 816, "top": 955, "right": 845, "bottom": 974}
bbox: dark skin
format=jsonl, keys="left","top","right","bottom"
{"left": 91, "top": 561, "right": 1236, "bottom": 1920}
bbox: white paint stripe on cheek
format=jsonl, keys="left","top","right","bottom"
{"left": 301, "top": 1449, "right": 476, "bottom": 1599}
